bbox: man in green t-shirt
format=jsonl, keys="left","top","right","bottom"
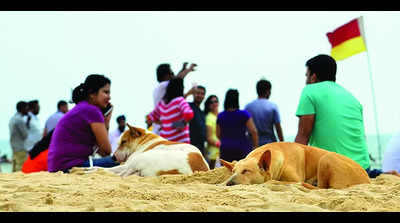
{"left": 294, "top": 54, "right": 399, "bottom": 178}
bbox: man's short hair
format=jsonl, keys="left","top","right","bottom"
{"left": 306, "top": 54, "right": 337, "bottom": 82}
{"left": 116, "top": 115, "right": 126, "bottom": 123}
{"left": 57, "top": 100, "right": 68, "bottom": 109}
{"left": 256, "top": 79, "right": 271, "bottom": 96}
{"left": 16, "top": 101, "right": 27, "bottom": 113}
{"left": 196, "top": 85, "right": 206, "bottom": 94}
{"left": 28, "top": 100, "right": 39, "bottom": 109}
{"left": 156, "top": 64, "right": 171, "bottom": 82}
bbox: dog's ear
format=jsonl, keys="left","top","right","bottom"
{"left": 220, "top": 159, "right": 235, "bottom": 172}
{"left": 258, "top": 150, "right": 271, "bottom": 171}
{"left": 127, "top": 123, "right": 143, "bottom": 138}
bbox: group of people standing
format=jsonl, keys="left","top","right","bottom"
{"left": 8, "top": 100, "right": 67, "bottom": 171}
{"left": 146, "top": 62, "right": 285, "bottom": 169}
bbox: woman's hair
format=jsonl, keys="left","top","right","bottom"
{"left": 72, "top": 74, "right": 111, "bottom": 104}
{"left": 28, "top": 129, "right": 55, "bottom": 159}
{"left": 224, "top": 89, "right": 239, "bottom": 110}
{"left": 163, "top": 78, "right": 184, "bottom": 104}
{"left": 204, "top": 95, "right": 218, "bottom": 114}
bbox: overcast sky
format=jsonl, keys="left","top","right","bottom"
{"left": 1, "top": 11, "right": 399, "bottom": 141}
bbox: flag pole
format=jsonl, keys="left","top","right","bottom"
{"left": 359, "top": 16, "right": 383, "bottom": 166}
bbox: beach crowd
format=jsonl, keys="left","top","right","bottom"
{"left": 5, "top": 54, "right": 400, "bottom": 179}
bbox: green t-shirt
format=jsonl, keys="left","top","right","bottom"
{"left": 296, "top": 81, "right": 370, "bottom": 169}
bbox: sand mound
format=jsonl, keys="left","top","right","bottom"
{"left": 1, "top": 167, "right": 400, "bottom": 212}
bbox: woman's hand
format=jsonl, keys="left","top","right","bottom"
{"left": 104, "top": 111, "right": 112, "bottom": 131}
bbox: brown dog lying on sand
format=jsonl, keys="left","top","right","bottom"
{"left": 220, "top": 142, "right": 372, "bottom": 189}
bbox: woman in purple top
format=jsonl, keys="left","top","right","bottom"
{"left": 48, "top": 74, "right": 119, "bottom": 173}
{"left": 216, "top": 89, "right": 258, "bottom": 162}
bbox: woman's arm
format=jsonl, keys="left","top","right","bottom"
{"left": 90, "top": 122, "right": 111, "bottom": 156}
{"left": 216, "top": 124, "right": 221, "bottom": 140}
{"left": 246, "top": 117, "right": 259, "bottom": 149}
{"left": 206, "top": 125, "right": 220, "bottom": 147}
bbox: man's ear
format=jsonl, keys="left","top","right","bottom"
{"left": 127, "top": 123, "right": 142, "bottom": 138}
{"left": 311, "top": 73, "right": 319, "bottom": 83}
{"left": 258, "top": 150, "right": 271, "bottom": 171}
{"left": 220, "top": 159, "right": 235, "bottom": 172}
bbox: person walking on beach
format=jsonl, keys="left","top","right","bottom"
{"left": 204, "top": 95, "right": 221, "bottom": 169}
{"left": 151, "top": 62, "right": 197, "bottom": 135}
{"left": 294, "top": 54, "right": 400, "bottom": 178}
{"left": 48, "top": 74, "right": 120, "bottom": 173}
{"left": 43, "top": 100, "right": 69, "bottom": 137}
{"left": 217, "top": 89, "right": 258, "bottom": 162}
{"left": 25, "top": 100, "right": 43, "bottom": 152}
{"left": 245, "top": 79, "right": 284, "bottom": 146}
{"left": 109, "top": 115, "right": 126, "bottom": 155}
{"left": 188, "top": 85, "right": 207, "bottom": 156}
{"left": 148, "top": 78, "right": 194, "bottom": 143}
{"left": 9, "top": 101, "right": 30, "bottom": 172}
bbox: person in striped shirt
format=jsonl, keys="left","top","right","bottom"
{"left": 148, "top": 78, "right": 194, "bottom": 143}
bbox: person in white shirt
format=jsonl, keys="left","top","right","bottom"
{"left": 382, "top": 131, "right": 400, "bottom": 173}
{"left": 150, "top": 62, "right": 197, "bottom": 135}
{"left": 109, "top": 115, "right": 126, "bottom": 154}
{"left": 25, "top": 100, "right": 43, "bottom": 151}
{"left": 43, "top": 100, "right": 69, "bottom": 137}
{"left": 9, "top": 101, "right": 30, "bottom": 171}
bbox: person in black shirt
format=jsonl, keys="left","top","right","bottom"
{"left": 187, "top": 85, "right": 207, "bottom": 156}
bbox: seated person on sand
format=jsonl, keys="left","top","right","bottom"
{"left": 22, "top": 104, "right": 117, "bottom": 174}
{"left": 47, "top": 74, "right": 122, "bottom": 173}
{"left": 295, "top": 54, "right": 400, "bottom": 178}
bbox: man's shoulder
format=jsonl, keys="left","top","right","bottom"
{"left": 246, "top": 99, "right": 276, "bottom": 108}
{"left": 245, "top": 99, "right": 258, "bottom": 109}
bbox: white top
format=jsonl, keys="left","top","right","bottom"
{"left": 25, "top": 112, "right": 43, "bottom": 151}
{"left": 109, "top": 128, "right": 122, "bottom": 154}
{"left": 153, "top": 80, "right": 169, "bottom": 107}
{"left": 382, "top": 131, "right": 400, "bottom": 172}
{"left": 152, "top": 80, "right": 169, "bottom": 135}
{"left": 8, "top": 113, "right": 29, "bottom": 151}
{"left": 45, "top": 111, "right": 64, "bottom": 132}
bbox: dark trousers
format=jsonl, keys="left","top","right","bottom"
{"left": 365, "top": 167, "right": 383, "bottom": 178}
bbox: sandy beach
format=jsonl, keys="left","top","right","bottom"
{"left": 1, "top": 167, "right": 400, "bottom": 212}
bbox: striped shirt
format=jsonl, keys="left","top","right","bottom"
{"left": 149, "top": 96, "right": 194, "bottom": 143}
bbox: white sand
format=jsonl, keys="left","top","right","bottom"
{"left": 1, "top": 167, "right": 400, "bottom": 212}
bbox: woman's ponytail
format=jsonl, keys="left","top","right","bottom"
{"left": 71, "top": 83, "right": 87, "bottom": 104}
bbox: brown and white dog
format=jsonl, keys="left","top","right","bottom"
{"left": 87, "top": 124, "right": 209, "bottom": 177}
{"left": 220, "top": 142, "right": 371, "bottom": 189}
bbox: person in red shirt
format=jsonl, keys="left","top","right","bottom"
{"left": 148, "top": 78, "right": 194, "bottom": 143}
{"left": 21, "top": 129, "right": 53, "bottom": 173}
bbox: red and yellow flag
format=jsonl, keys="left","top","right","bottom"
{"left": 326, "top": 17, "right": 367, "bottom": 61}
